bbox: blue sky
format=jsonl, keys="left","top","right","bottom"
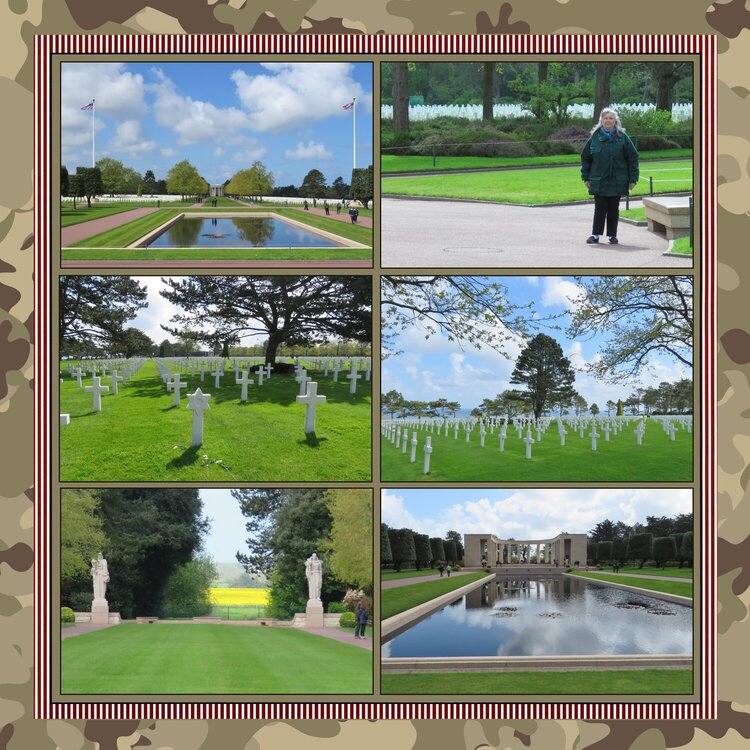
{"left": 381, "top": 488, "right": 693, "bottom": 541}
{"left": 200, "top": 489, "right": 248, "bottom": 563}
{"left": 381, "top": 276, "right": 692, "bottom": 413}
{"left": 61, "top": 62, "right": 372, "bottom": 187}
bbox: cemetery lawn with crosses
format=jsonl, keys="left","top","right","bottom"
{"left": 61, "top": 623, "right": 372, "bottom": 694}
{"left": 380, "top": 419, "right": 691, "bottom": 482}
{"left": 60, "top": 359, "right": 371, "bottom": 482}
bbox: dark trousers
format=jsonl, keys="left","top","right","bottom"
{"left": 592, "top": 195, "right": 621, "bottom": 236}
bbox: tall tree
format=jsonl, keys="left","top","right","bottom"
{"left": 225, "top": 161, "right": 274, "bottom": 199}
{"left": 96, "top": 157, "right": 141, "bottom": 195}
{"left": 509, "top": 333, "right": 576, "bottom": 420}
{"left": 142, "top": 169, "right": 158, "bottom": 194}
{"left": 350, "top": 165, "right": 374, "bottom": 209}
{"left": 161, "top": 276, "right": 371, "bottom": 365}
{"left": 413, "top": 533, "right": 432, "bottom": 570}
{"left": 324, "top": 489, "right": 373, "bottom": 592}
{"left": 430, "top": 537, "right": 446, "bottom": 563}
{"left": 93, "top": 488, "right": 209, "bottom": 618}
{"left": 60, "top": 276, "right": 148, "bottom": 355}
{"left": 594, "top": 62, "right": 616, "bottom": 122}
{"left": 74, "top": 166, "right": 103, "bottom": 208}
{"left": 329, "top": 176, "right": 349, "bottom": 200}
{"left": 650, "top": 62, "right": 690, "bottom": 111}
{"left": 392, "top": 63, "right": 410, "bottom": 133}
{"left": 567, "top": 276, "right": 692, "bottom": 382}
{"left": 161, "top": 554, "right": 217, "bottom": 618}
{"left": 61, "top": 165, "right": 69, "bottom": 196}
{"left": 109, "top": 327, "right": 155, "bottom": 358}
{"left": 381, "top": 523, "right": 393, "bottom": 566}
{"left": 60, "top": 490, "right": 108, "bottom": 606}
{"left": 482, "top": 62, "right": 495, "bottom": 121}
{"left": 387, "top": 528, "right": 416, "bottom": 572}
{"left": 166, "top": 159, "right": 208, "bottom": 198}
{"left": 299, "top": 169, "right": 328, "bottom": 198}
{"left": 382, "top": 389, "right": 405, "bottom": 418}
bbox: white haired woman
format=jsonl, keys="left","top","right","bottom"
{"left": 580, "top": 108, "right": 639, "bottom": 245}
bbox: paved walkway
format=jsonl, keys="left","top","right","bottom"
{"left": 382, "top": 571, "right": 477, "bottom": 589}
{"left": 61, "top": 622, "right": 117, "bottom": 640}
{"left": 581, "top": 571, "right": 691, "bottom": 583}
{"left": 381, "top": 197, "right": 692, "bottom": 268}
{"left": 62, "top": 207, "right": 160, "bottom": 246}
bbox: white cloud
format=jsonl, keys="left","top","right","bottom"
{"left": 231, "top": 63, "right": 371, "bottom": 132}
{"left": 150, "top": 75, "right": 250, "bottom": 146}
{"left": 381, "top": 490, "right": 424, "bottom": 530}
{"left": 109, "top": 120, "right": 156, "bottom": 155}
{"left": 161, "top": 147, "right": 178, "bottom": 158}
{"left": 541, "top": 277, "right": 583, "bottom": 310}
{"left": 284, "top": 141, "right": 333, "bottom": 160}
{"left": 213, "top": 147, "right": 225, "bottom": 157}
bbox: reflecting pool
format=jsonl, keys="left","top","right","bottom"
{"left": 144, "top": 217, "right": 345, "bottom": 248}
{"left": 382, "top": 576, "right": 692, "bottom": 658}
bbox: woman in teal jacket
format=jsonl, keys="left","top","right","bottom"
{"left": 580, "top": 108, "right": 639, "bottom": 245}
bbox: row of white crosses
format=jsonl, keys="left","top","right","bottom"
{"left": 382, "top": 411, "right": 688, "bottom": 466}
{"left": 289, "top": 355, "right": 372, "bottom": 384}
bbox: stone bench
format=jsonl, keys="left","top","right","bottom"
{"left": 136, "top": 616, "right": 159, "bottom": 624}
{"left": 642, "top": 196, "right": 692, "bottom": 240}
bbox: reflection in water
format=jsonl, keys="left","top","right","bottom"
{"left": 384, "top": 576, "right": 692, "bottom": 658}
{"left": 146, "top": 217, "right": 345, "bottom": 248}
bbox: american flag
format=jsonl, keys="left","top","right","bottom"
{"left": 80, "top": 102, "right": 94, "bottom": 110}
{"left": 342, "top": 101, "right": 354, "bottom": 110}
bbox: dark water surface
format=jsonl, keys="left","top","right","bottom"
{"left": 145, "top": 217, "right": 344, "bottom": 248}
{"left": 382, "top": 576, "right": 692, "bottom": 658}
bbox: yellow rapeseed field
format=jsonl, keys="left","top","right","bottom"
{"left": 209, "top": 588, "right": 270, "bottom": 606}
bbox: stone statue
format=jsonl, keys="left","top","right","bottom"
{"left": 91, "top": 553, "right": 109, "bottom": 601}
{"left": 305, "top": 552, "right": 323, "bottom": 601}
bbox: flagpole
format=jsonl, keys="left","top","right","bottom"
{"left": 352, "top": 97, "right": 356, "bottom": 171}
{"left": 92, "top": 98, "right": 96, "bottom": 168}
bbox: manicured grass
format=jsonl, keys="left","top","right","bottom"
{"left": 68, "top": 209, "right": 182, "bottom": 248}
{"left": 382, "top": 149, "right": 693, "bottom": 173}
{"left": 61, "top": 247, "right": 373, "bottom": 262}
{"left": 616, "top": 566, "right": 693, "bottom": 579}
{"left": 269, "top": 208, "right": 372, "bottom": 244}
{"left": 61, "top": 201, "right": 188, "bottom": 227}
{"left": 208, "top": 605, "right": 268, "bottom": 620}
{"left": 62, "top": 623, "right": 371, "bottom": 694}
{"left": 570, "top": 572, "right": 693, "bottom": 598}
{"left": 621, "top": 207, "right": 647, "bottom": 221}
{"left": 381, "top": 573, "right": 488, "bottom": 620}
{"left": 670, "top": 236, "right": 694, "bottom": 255}
{"left": 382, "top": 568, "right": 451, "bottom": 581}
{"left": 381, "top": 424, "right": 692, "bottom": 482}
{"left": 381, "top": 160, "right": 692, "bottom": 204}
{"left": 60, "top": 359, "right": 371, "bottom": 482}
{"left": 381, "top": 669, "right": 692, "bottom": 695}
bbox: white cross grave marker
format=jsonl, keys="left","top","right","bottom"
{"left": 423, "top": 436, "right": 432, "bottom": 474}
{"left": 236, "top": 369, "right": 254, "bottom": 402}
{"left": 167, "top": 372, "right": 188, "bottom": 407}
{"left": 186, "top": 388, "right": 211, "bottom": 446}
{"left": 410, "top": 431, "right": 418, "bottom": 462}
{"left": 296, "top": 369, "right": 312, "bottom": 396}
{"left": 296, "top": 381, "right": 326, "bottom": 434}
{"left": 347, "top": 365, "right": 361, "bottom": 394}
{"left": 524, "top": 432, "right": 534, "bottom": 460}
{"left": 84, "top": 376, "right": 109, "bottom": 412}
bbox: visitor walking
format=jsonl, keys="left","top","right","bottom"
{"left": 324, "top": 200, "right": 330, "bottom": 215}
{"left": 355, "top": 603, "right": 368, "bottom": 639}
{"left": 303, "top": 200, "right": 309, "bottom": 210}
{"left": 437, "top": 564, "right": 445, "bottom": 577}
{"left": 349, "top": 206, "right": 359, "bottom": 224}
{"left": 580, "top": 107, "right": 639, "bottom": 245}
{"left": 336, "top": 202, "right": 341, "bottom": 214}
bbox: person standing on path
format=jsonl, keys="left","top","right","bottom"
{"left": 355, "top": 602, "right": 368, "bottom": 639}
{"left": 580, "top": 108, "right": 639, "bottom": 246}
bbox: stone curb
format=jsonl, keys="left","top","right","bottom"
{"left": 381, "top": 573, "right": 495, "bottom": 640}
{"left": 381, "top": 654, "right": 693, "bottom": 673}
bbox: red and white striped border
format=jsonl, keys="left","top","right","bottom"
{"left": 35, "top": 34, "right": 717, "bottom": 721}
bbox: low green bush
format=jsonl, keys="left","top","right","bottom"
{"left": 339, "top": 611, "right": 356, "bottom": 628}
{"left": 61, "top": 607, "right": 75, "bottom": 623}
{"left": 451, "top": 565, "right": 461, "bottom": 572}
{"left": 327, "top": 601, "right": 347, "bottom": 614}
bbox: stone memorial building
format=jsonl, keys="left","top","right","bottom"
{"left": 464, "top": 531, "right": 587, "bottom": 568}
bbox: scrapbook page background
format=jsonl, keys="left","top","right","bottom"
{"left": 1, "top": 1, "right": 749, "bottom": 748}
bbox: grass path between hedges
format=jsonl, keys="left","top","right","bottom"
{"left": 60, "top": 359, "right": 371, "bottom": 482}
{"left": 381, "top": 573, "right": 488, "bottom": 620}
{"left": 570, "top": 572, "right": 693, "bottom": 598}
{"left": 62, "top": 624, "right": 371, "bottom": 694}
{"left": 382, "top": 159, "right": 692, "bottom": 204}
{"left": 381, "top": 669, "right": 692, "bottom": 695}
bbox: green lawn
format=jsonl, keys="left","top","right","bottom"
{"left": 621, "top": 207, "right": 647, "bottom": 221}
{"left": 381, "top": 425, "right": 692, "bottom": 482}
{"left": 62, "top": 623, "right": 372, "bottom": 694}
{"left": 382, "top": 160, "right": 692, "bottom": 204}
{"left": 382, "top": 569, "right": 452, "bottom": 581}
{"left": 60, "top": 359, "right": 371, "bottom": 482}
{"left": 381, "top": 573, "right": 488, "bottom": 620}
{"left": 61, "top": 201, "right": 188, "bottom": 227}
{"left": 570, "top": 572, "right": 693, "bottom": 598}
{"left": 208, "top": 605, "right": 268, "bottom": 620}
{"left": 381, "top": 669, "right": 692, "bottom": 695}
{"left": 382, "top": 149, "right": 693, "bottom": 173}
{"left": 670, "top": 236, "right": 694, "bottom": 255}
{"left": 615, "top": 566, "right": 693, "bottom": 579}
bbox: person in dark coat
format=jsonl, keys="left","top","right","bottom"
{"left": 580, "top": 108, "right": 639, "bottom": 245}
{"left": 355, "top": 603, "right": 368, "bottom": 638}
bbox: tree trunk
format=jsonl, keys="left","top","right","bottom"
{"left": 392, "top": 63, "right": 409, "bottom": 133}
{"left": 482, "top": 63, "right": 494, "bottom": 121}
{"left": 594, "top": 62, "right": 615, "bottom": 123}
{"left": 264, "top": 331, "right": 283, "bottom": 366}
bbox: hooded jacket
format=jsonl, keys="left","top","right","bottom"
{"left": 581, "top": 129, "right": 639, "bottom": 196}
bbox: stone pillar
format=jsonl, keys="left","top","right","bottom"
{"left": 91, "top": 598, "right": 109, "bottom": 624}
{"left": 305, "top": 599, "right": 324, "bottom": 628}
